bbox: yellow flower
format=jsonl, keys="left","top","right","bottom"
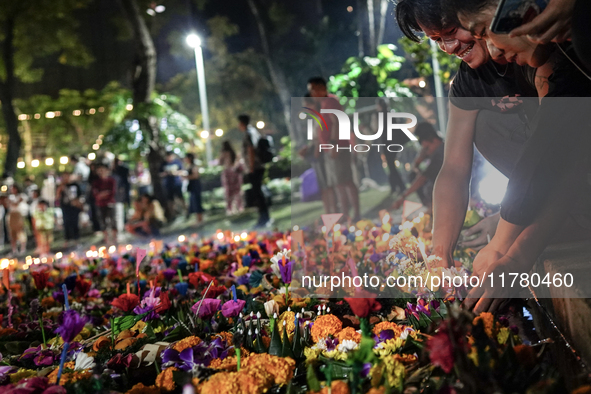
{"left": 130, "top": 320, "right": 147, "bottom": 334}
{"left": 234, "top": 267, "right": 249, "bottom": 277}
{"left": 373, "top": 338, "right": 405, "bottom": 357}
{"left": 311, "top": 314, "right": 342, "bottom": 343}
{"left": 304, "top": 347, "right": 321, "bottom": 361}
{"left": 497, "top": 327, "right": 510, "bottom": 345}
{"left": 279, "top": 311, "right": 296, "bottom": 338}
{"left": 10, "top": 369, "right": 37, "bottom": 384}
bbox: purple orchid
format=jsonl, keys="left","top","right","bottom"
{"left": 133, "top": 288, "right": 162, "bottom": 320}
{"left": 20, "top": 346, "right": 56, "bottom": 367}
{"left": 221, "top": 299, "right": 246, "bottom": 318}
{"left": 324, "top": 338, "right": 339, "bottom": 351}
{"left": 373, "top": 329, "right": 396, "bottom": 345}
{"left": 54, "top": 310, "right": 87, "bottom": 343}
{"left": 191, "top": 298, "right": 221, "bottom": 319}
{"left": 162, "top": 338, "right": 229, "bottom": 371}
{"left": 279, "top": 260, "right": 294, "bottom": 284}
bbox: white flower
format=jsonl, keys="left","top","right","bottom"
{"left": 264, "top": 300, "right": 279, "bottom": 318}
{"left": 337, "top": 340, "right": 358, "bottom": 353}
{"left": 74, "top": 352, "right": 96, "bottom": 371}
{"left": 400, "top": 327, "right": 414, "bottom": 341}
{"left": 270, "top": 249, "right": 291, "bottom": 278}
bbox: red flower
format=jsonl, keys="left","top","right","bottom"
{"left": 202, "top": 285, "right": 226, "bottom": 298}
{"left": 75, "top": 278, "right": 91, "bottom": 296}
{"left": 111, "top": 294, "right": 140, "bottom": 312}
{"left": 344, "top": 293, "right": 381, "bottom": 318}
{"left": 188, "top": 272, "right": 214, "bottom": 288}
{"left": 427, "top": 330, "right": 454, "bottom": 373}
{"left": 155, "top": 291, "right": 171, "bottom": 313}
{"left": 107, "top": 353, "right": 135, "bottom": 371}
{"left": 31, "top": 271, "right": 50, "bottom": 291}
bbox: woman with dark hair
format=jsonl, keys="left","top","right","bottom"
{"left": 219, "top": 141, "right": 244, "bottom": 215}
{"left": 444, "top": 0, "right": 591, "bottom": 312}
{"left": 184, "top": 153, "right": 204, "bottom": 225}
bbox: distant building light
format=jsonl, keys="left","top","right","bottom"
{"left": 256, "top": 121, "right": 265, "bottom": 129}
{"left": 45, "top": 112, "right": 55, "bottom": 119}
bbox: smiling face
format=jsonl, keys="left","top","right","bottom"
{"left": 458, "top": 6, "right": 550, "bottom": 67}
{"left": 419, "top": 23, "right": 492, "bottom": 68}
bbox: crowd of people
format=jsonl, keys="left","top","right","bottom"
{"left": 0, "top": 113, "right": 275, "bottom": 256}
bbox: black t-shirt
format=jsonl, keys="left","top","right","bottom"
{"left": 449, "top": 61, "right": 538, "bottom": 113}
{"left": 501, "top": 44, "right": 591, "bottom": 225}
{"left": 60, "top": 182, "right": 82, "bottom": 209}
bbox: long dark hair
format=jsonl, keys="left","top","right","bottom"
{"left": 221, "top": 141, "right": 237, "bottom": 164}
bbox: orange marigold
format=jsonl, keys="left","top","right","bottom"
{"left": 242, "top": 353, "right": 296, "bottom": 386}
{"left": 47, "top": 362, "right": 92, "bottom": 385}
{"left": 155, "top": 367, "right": 177, "bottom": 392}
{"left": 199, "top": 372, "right": 239, "bottom": 394}
{"left": 367, "top": 387, "right": 386, "bottom": 394}
{"left": 473, "top": 312, "right": 495, "bottom": 338}
{"left": 126, "top": 383, "right": 161, "bottom": 394}
{"left": 212, "top": 331, "right": 233, "bottom": 344}
{"left": 172, "top": 336, "right": 202, "bottom": 352}
{"left": 311, "top": 314, "right": 343, "bottom": 343}
{"left": 393, "top": 353, "right": 418, "bottom": 365}
{"left": 315, "top": 380, "right": 350, "bottom": 394}
{"left": 336, "top": 327, "right": 361, "bottom": 343}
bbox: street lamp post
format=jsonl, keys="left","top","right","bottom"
{"left": 186, "top": 34, "right": 212, "bottom": 164}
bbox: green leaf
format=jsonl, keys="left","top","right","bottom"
{"left": 377, "top": 45, "right": 395, "bottom": 58}
{"left": 306, "top": 363, "right": 321, "bottom": 392}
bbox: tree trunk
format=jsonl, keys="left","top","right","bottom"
{"left": 119, "top": 0, "right": 171, "bottom": 219}
{"left": 356, "top": 0, "right": 365, "bottom": 57}
{"left": 247, "top": 0, "right": 293, "bottom": 136}
{"left": 367, "top": 0, "right": 376, "bottom": 56}
{"left": 0, "top": 16, "right": 21, "bottom": 178}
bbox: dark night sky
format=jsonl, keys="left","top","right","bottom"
{"left": 16, "top": 0, "right": 407, "bottom": 99}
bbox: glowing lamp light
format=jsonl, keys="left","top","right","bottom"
{"left": 216, "top": 232, "right": 224, "bottom": 240}
{"left": 240, "top": 232, "right": 248, "bottom": 240}
{"left": 125, "top": 104, "right": 134, "bottom": 111}
{"left": 45, "top": 111, "right": 55, "bottom": 119}
{"left": 349, "top": 226, "right": 355, "bottom": 232}
{"left": 0, "top": 259, "right": 9, "bottom": 269}
{"left": 17, "top": 162, "right": 25, "bottom": 169}
{"left": 126, "top": 244, "right": 133, "bottom": 251}
{"left": 418, "top": 80, "right": 426, "bottom": 88}
{"left": 293, "top": 225, "right": 299, "bottom": 231}
{"left": 34, "top": 258, "right": 41, "bottom": 265}
{"left": 178, "top": 235, "right": 186, "bottom": 242}
{"left": 93, "top": 144, "right": 100, "bottom": 150}
{"left": 382, "top": 214, "right": 390, "bottom": 224}
{"left": 256, "top": 121, "right": 265, "bottom": 129}
{"left": 334, "top": 224, "right": 341, "bottom": 232}
{"left": 88, "top": 153, "right": 96, "bottom": 160}
{"left": 321, "top": 226, "right": 327, "bottom": 233}
{"left": 479, "top": 167, "right": 508, "bottom": 205}
{"left": 108, "top": 246, "right": 116, "bottom": 253}
{"left": 355, "top": 230, "right": 362, "bottom": 237}
{"left": 45, "top": 158, "right": 54, "bottom": 166}
{"left": 200, "top": 130, "right": 209, "bottom": 139}
{"left": 215, "top": 129, "right": 223, "bottom": 137}
{"left": 234, "top": 235, "right": 240, "bottom": 242}
{"left": 31, "top": 159, "right": 40, "bottom": 168}
{"left": 86, "top": 251, "right": 93, "bottom": 258}
{"left": 186, "top": 34, "right": 202, "bottom": 48}
{"left": 55, "top": 252, "right": 63, "bottom": 259}
{"left": 60, "top": 156, "right": 68, "bottom": 164}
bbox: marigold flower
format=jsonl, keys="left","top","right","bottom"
{"left": 126, "top": 383, "right": 161, "bottom": 394}
{"left": 311, "top": 314, "right": 343, "bottom": 343}
{"left": 155, "top": 367, "right": 177, "bottom": 392}
{"left": 172, "top": 336, "right": 202, "bottom": 352}
{"left": 336, "top": 327, "right": 361, "bottom": 343}
{"left": 372, "top": 321, "right": 403, "bottom": 337}
{"left": 317, "top": 380, "right": 350, "bottom": 394}
{"left": 473, "top": 312, "right": 495, "bottom": 338}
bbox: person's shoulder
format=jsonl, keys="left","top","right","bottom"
{"left": 322, "top": 95, "right": 343, "bottom": 110}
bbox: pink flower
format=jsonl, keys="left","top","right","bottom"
{"left": 427, "top": 330, "right": 454, "bottom": 373}
{"left": 221, "top": 299, "right": 246, "bottom": 318}
{"left": 191, "top": 298, "right": 221, "bottom": 319}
